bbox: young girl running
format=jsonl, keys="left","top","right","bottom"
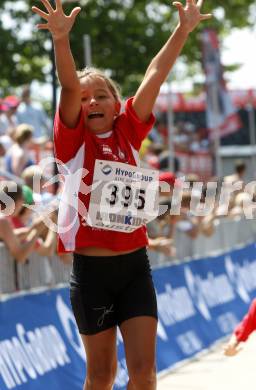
{"left": 32, "top": 1, "right": 211, "bottom": 389}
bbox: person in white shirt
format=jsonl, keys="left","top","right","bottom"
{"left": 17, "top": 85, "right": 51, "bottom": 141}
{"left": 224, "top": 160, "right": 247, "bottom": 185}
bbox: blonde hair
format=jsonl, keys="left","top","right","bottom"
{"left": 21, "top": 165, "right": 44, "bottom": 188}
{"left": 77, "top": 67, "right": 121, "bottom": 102}
{"left": 13, "top": 124, "right": 34, "bottom": 145}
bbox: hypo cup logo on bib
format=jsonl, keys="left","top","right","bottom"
{"left": 101, "top": 164, "right": 113, "bottom": 175}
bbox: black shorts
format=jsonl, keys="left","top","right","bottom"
{"left": 70, "top": 247, "right": 158, "bottom": 335}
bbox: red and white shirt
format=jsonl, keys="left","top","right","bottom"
{"left": 54, "top": 97, "right": 155, "bottom": 253}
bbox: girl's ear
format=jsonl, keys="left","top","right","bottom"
{"left": 115, "top": 101, "right": 121, "bottom": 115}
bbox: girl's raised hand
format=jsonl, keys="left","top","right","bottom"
{"left": 32, "top": 0, "right": 81, "bottom": 40}
{"left": 173, "top": 0, "right": 212, "bottom": 34}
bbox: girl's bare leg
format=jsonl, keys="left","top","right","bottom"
{"left": 120, "top": 317, "right": 157, "bottom": 390}
{"left": 81, "top": 327, "right": 117, "bottom": 390}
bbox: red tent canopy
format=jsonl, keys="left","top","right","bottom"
{"left": 155, "top": 89, "right": 256, "bottom": 113}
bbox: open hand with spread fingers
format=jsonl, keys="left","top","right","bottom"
{"left": 173, "top": 0, "right": 212, "bottom": 34}
{"left": 32, "top": 0, "right": 81, "bottom": 40}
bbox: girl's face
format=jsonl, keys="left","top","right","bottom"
{"left": 80, "top": 77, "right": 121, "bottom": 134}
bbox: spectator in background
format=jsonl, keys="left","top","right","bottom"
{"left": 0, "top": 142, "right": 6, "bottom": 171}
{"left": 154, "top": 120, "right": 167, "bottom": 143}
{"left": 17, "top": 85, "right": 51, "bottom": 142}
{"left": 192, "top": 183, "right": 219, "bottom": 237}
{"left": 147, "top": 172, "right": 179, "bottom": 258}
{"left": 212, "top": 193, "right": 234, "bottom": 219}
{"left": 158, "top": 149, "right": 180, "bottom": 174}
{"left": 189, "top": 132, "right": 202, "bottom": 152}
{"left": 21, "top": 164, "right": 55, "bottom": 205}
{"left": 159, "top": 171, "right": 179, "bottom": 198}
{"left": 148, "top": 197, "right": 176, "bottom": 258}
{"left": 173, "top": 121, "right": 190, "bottom": 152}
{"left": 175, "top": 190, "right": 200, "bottom": 239}
{"left": 186, "top": 173, "right": 200, "bottom": 189}
{"left": 5, "top": 124, "right": 35, "bottom": 177}
{"left": 0, "top": 95, "right": 20, "bottom": 151}
{"left": 229, "top": 191, "right": 253, "bottom": 219}
{"left": 142, "top": 143, "right": 167, "bottom": 169}
{"left": 224, "top": 160, "right": 247, "bottom": 186}
{"left": 11, "top": 184, "right": 56, "bottom": 257}
{"left": 0, "top": 181, "right": 42, "bottom": 262}
{"left": 185, "top": 173, "right": 202, "bottom": 201}
{"left": 0, "top": 99, "right": 6, "bottom": 157}
{"left": 0, "top": 95, "right": 20, "bottom": 135}
{"left": 21, "top": 180, "right": 71, "bottom": 263}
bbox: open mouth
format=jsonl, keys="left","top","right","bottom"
{"left": 88, "top": 112, "right": 104, "bottom": 119}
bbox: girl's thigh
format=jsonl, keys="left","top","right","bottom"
{"left": 119, "top": 316, "right": 157, "bottom": 369}
{"left": 81, "top": 326, "right": 118, "bottom": 373}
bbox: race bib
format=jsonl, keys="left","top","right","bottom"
{"left": 87, "top": 160, "right": 159, "bottom": 233}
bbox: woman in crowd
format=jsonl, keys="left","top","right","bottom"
{"left": 0, "top": 181, "right": 42, "bottom": 262}
{"left": 5, "top": 124, "right": 35, "bottom": 177}
{"left": 10, "top": 184, "right": 57, "bottom": 257}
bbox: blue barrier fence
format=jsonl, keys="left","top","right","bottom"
{"left": 1, "top": 242, "right": 256, "bottom": 389}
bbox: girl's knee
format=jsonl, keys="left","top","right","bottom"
{"left": 86, "top": 363, "right": 117, "bottom": 389}
{"left": 128, "top": 360, "right": 156, "bottom": 387}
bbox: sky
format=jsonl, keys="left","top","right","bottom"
{"left": 170, "top": 27, "right": 256, "bottom": 93}
{"left": 222, "top": 28, "right": 256, "bottom": 90}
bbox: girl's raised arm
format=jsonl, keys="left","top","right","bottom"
{"left": 32, "top": 0, "right": 82, "bottom": 128}
{"left": 133, "top": 0, "right": 211, "bottom": 123}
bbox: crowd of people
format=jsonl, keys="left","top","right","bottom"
{"left": 0, "top": 85, "right": 73, "bottom": 267}
{"left": 0, "top": 85, "right": 52, "bottom": 172}
{"left": 140, "top": 132, "right": 254, "bottom": 260}
{"left": 150, "top": 116, "right": 210, "bottom": 153}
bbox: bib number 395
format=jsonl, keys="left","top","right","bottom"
{"left": 105, "top": 183, "right": 145, "bottom": 211}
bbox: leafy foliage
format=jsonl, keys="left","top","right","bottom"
{"left": 0, "top": 0, "right": 255, "bottom": 97}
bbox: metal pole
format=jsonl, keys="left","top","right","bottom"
{"left": 166, "top": 83, "right": 175, "bottom": 172}
{"left": 210, "top": 83, "right": 222, "bottom": 178}
{"left": 247, "top": 95, "right": 256, "bottom": 175}
{"left": 83, "top": 35, "right": 92, "bottom": 67}
{"left": 49, "top": 0, "right": 57, "bottom": 120}
{"left": 50, "top": 38, "right": 57, "bottom": 120}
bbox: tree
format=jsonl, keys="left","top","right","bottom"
{"left": 0, "top": 0, "right": 255, "bottom": 97}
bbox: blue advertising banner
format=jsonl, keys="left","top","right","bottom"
{"left": 153, "top": 243, "right": 256, "bottom": 372}
{"left": 1, "top": 243, "right": 256, "bottom": 389}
